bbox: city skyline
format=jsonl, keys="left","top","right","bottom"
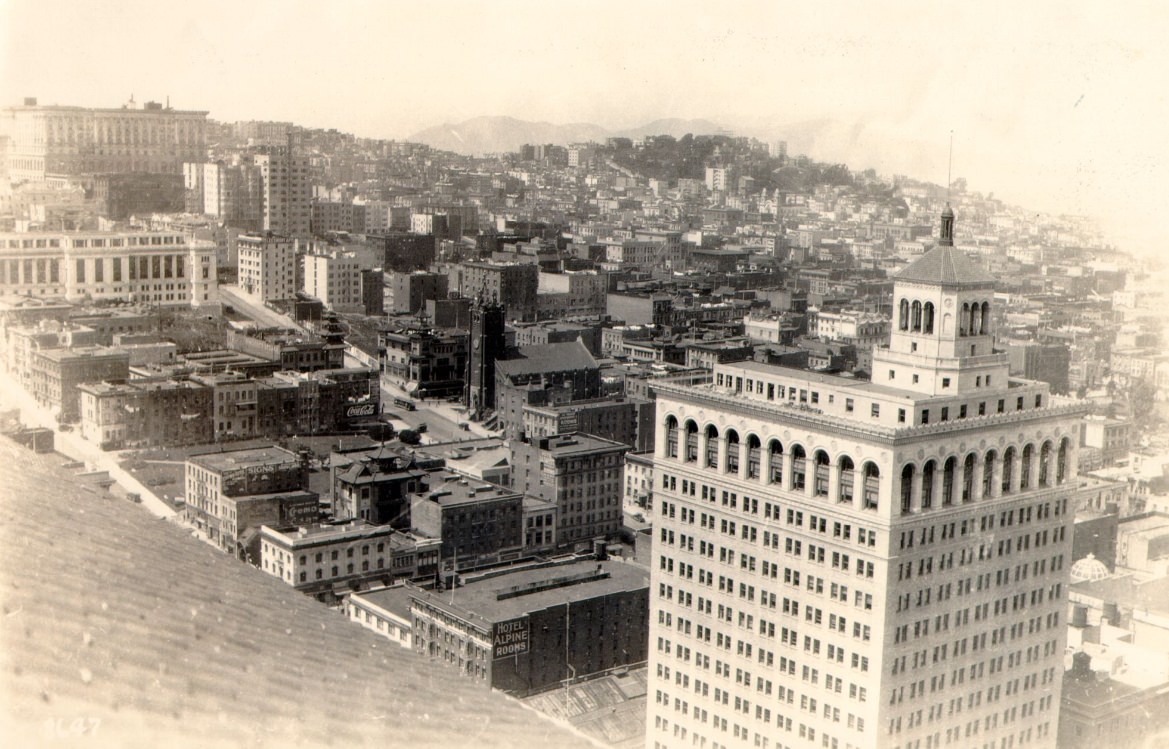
{"left": 3, "top": 0, "right": 1167, "bottom": 259}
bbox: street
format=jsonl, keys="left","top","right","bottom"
{"left": 378, "top": 374, "right": 497, "bottom": 445}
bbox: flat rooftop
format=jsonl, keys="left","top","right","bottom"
{"left": 416, "top": 471, "right": 519, "bottom": 507}
{"left": 411, "top": 558, "right": 649, "bottom": 625}
{"left": 189, "top": 446, "right": 299, "bottom": 472}
{"left": 537, "top": 432, "right": 629, "bottom": 456}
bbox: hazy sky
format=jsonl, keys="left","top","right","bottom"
{"left": 3, "top": 0, "right": 1167, "bottom": 257}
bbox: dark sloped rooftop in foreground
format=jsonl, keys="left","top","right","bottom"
{"left": 0, "top": 438, "right": 593, "bottom": 749}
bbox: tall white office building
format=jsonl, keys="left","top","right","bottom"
{"left": 647, "top": 207, "right": 1084, "bottom": 749}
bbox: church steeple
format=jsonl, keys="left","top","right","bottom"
{"left": 939, "top": 203, "right": 955, "bottom": 247}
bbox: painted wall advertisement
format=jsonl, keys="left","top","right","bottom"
{"left": 492, "top": 616, "right": 530, "bottom": 659}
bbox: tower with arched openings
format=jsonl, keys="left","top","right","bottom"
{"left": 646, "top": 206, "right": 1087, "bottom": 749}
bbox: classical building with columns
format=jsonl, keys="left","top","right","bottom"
{"left": 647, "top": 207, "right": 1086, "bottom": 749}
{"left": 0, "top": 230, "right": 218, "bottom": 306}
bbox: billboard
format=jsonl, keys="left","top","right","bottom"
{"left": 492, "top": 616, "right": 530, "bottom": 659}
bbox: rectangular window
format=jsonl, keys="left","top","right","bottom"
{"left": 941, "top": 407, "right": 949, "bottom": 422}
{"left": 889, "top": 370, "right": 895, "bottom": 380}
{"left": 76, "top": 259, "right": 85, "bottom": 283}
{"left": 112, "top": 258, "right": 121, "bottom": 282}
{"left": 845, "top": 399, "right": 854, "bottom": 413}
{"left": 94, "top": 259, "right": 104, "bottom": 283}
{"left": 871, "top": 404, "right": 880, "bottom": 418}
{"left": 921, "top": 409, "right": 930, "bottom": 425}
{"left": 898, "top": 409, "right": 906, "bottom": 423}
{"left": 942, "top": 377, "right": 950, "bottom": 388}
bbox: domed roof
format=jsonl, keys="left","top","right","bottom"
{"left": 1070, "top": 554, "right": 1110, "bottom": 582}
{"left": 896, "top": 244, "right": 995, "bottom": 287}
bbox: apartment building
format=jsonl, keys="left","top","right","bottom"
{"left": 237, "top": 234, "right": 296, "bottom": 301}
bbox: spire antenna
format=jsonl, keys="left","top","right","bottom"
{"left": 946, "top": 131, "right": 954, "bottom": 200}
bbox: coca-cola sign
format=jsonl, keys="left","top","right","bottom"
{"left": 346, "top": 403, "right": 377, "bottom": 419}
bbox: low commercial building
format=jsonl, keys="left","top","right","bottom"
{"left": 520, "top": 396, "right": 653, "bottom": 452}
{"left": 346, "top": 585, "right": 416, "bottom": 649}
{"left": 184, "top": 446, "right": 318, "bottom": 559}
{"left": 409, "top": 470, "right": 524, "bottom": 571}
{"left": 28, "top": 345, "right": 130, "bottom": 421}
{"left": 78, "top": 379, "right": 212, "bottom": 449}
{"left": 535, "top": 270, "right": 607, "bottom": 320}
{"left": 226, "top": 328, "right": 346, "bottom": 372}
{"left": 388, "top": 271, "right": 448, "bottom": 314}
{"left": 511, "top": 433, "right": 629, "bottom": 548}
{"left": 259, "top": 521, "right": 440, "bottom": 603}
{"left": 410, "top": 558, "right": 649, "bottom": 697}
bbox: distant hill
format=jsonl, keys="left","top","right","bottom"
{"left": 408, "top": 116, "right": 724, "bottom": 155}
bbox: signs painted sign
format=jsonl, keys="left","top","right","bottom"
{"left": 492, "top": 616, "right": 530, "bottom": 659}
{"left": 346, "top": 403, "right": 377, "bottom": 419}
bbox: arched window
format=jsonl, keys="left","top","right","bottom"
{"left": 981, "top": 302, "right": 990, "bottom": 336}
{"left": 899, "top": 299, "right": 909, "bottom": 330}
{"left": 921, "top": 460, "right": 935, "bottom": 509}
{"left": 1021, "top": 444, "right": 1034, "bottom": 490}
{"left": 814, "top": 450, "right": 831, "bottom": 497}
{"left": 862, "top": 463, "right": 880, "bottom": 510}
{"left": 665, "top": 415, "right": 678, "bottom": 458}
{"left": 962, "top": 454, "right": 976, "bottom": 502}
{"left": 685, "top": 420, "right": 699, "bottom": 462}
{"left": 969, "top": 302, "right": 981, "bottom": 335}
{"left": 983, "top": 450, "right": 997, "bottom": 497}
{"left": 1002, "top": 446, "right": 1015, "bottom": 493}
{"left": 1057, "top": 438, "right": 1070, "bottom": 484}
{"left": 791, "top": 445, "right": 807, "bottom": 491}
{"left": 1039, "top": 441, "right": 1052, "bottom": 487}
{"left": 838, "top": 456, "right": 855, "bottom": 503}
{"left": 901, "top": 464, "right": 915, "bottom": 514}
{"left": 942, "top": 456, "right": 957, "bottom": 505}
{"left": 746, "top": 434, "right": 761, "bottom": 479}
{"left": 726, "top": 430, "right": 740, "bottom": 474}
{"left": 705, "top": 425, "right": 720, "bottom": 469}
{"left": 769, "top": 439, "right": 784, "bottom": 484}
{"left": 960, "top": 303, "right": 969, "bottom": 336}
{"left": 912, "top": 301, "right": 922, "bottom": 332}
{"left": 923, "top": 302, "right": 935, "bottom": 334}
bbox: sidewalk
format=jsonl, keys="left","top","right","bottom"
{"left": 0, "top": 368, "right": 177, "bottom": 521}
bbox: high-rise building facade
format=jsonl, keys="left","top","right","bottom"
{"left": 237, "top": 234, "right": 296, "bottom": 302}
{"left": 646, "top": 210, "right": 1085, "bottom": 749}
{"left": 254, "top": 147, "right": 311, "bottom": 237}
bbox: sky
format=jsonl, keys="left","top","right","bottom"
{"left": 3, "top": 0, "right": 1167, "bottom": 258}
